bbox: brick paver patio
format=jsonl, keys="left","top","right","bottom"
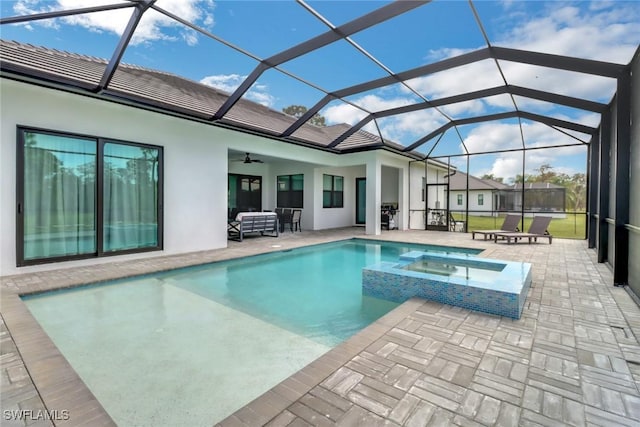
{"left": 2, "top": 228, "right": 640, "bottom": 426}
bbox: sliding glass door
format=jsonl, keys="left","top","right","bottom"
{"left": 17, "top": 128, "right": 163, "bottom": 266}
{"left": 21, "top": 131, "right": 97, "bottom": 261}
{"left": 103, "top": 143, "right": 160, "bottom": 252}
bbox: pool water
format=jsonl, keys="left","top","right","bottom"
{"left": 23, "top": 239, "right": 479, "bottom": 426}
{"left": 403, "top": 259, "right": 503, "bottom": 282}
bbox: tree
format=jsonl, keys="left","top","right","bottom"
{"left": 481, "top": 173, "right": 504, "bottom": 183}
{"left": 522, "top": 164, "right": 586, "bottom": 212}
{"left": 534, "top": 163, "right": 556, "bottom": 182}
{"left": 282, "top": 105, "right": 326, "bottom": 127}
{"left": 566, "top": 173, "right": 586, "bottom": 212}
{"left": 514, "top": 174, "right": 527, "bottom": 184}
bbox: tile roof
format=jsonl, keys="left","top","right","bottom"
{"left": 448, "top": 171, "right": 510, "bottom": 191}
{"left": 0, "top": 39, "right": 391, "bottom": 154}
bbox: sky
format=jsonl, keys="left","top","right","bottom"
{"left": 2, "top": 0, "right": 640, "bottom": 182}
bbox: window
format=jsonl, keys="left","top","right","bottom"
{"left": 457, "top": 194, "right": 463, "bottom": 205}
{"left": 277, "top": 174, "right": 303, "bottom": 208}
{"left": 478, "top": 194, "right": 484, "bottom": 206}
{"left": 17, "top": 127, "right": 162, "bottom": 266}
{"left": 323, "top": 174, "right": 343, "bottom": 208}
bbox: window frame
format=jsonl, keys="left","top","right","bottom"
{"left": 457, "top": 194, "right": 463, "bottom": 206}
{"left": 276, "top": 174, "right": 304, "bottom": 208}
{"left": 16, "top": 126, "right": 163, "bottom": 267}
{"left": 323, "top": 174, "right": 344, "bottom": 208}
{"left": 478, "top": 193, "right": 484, "bottom": 206}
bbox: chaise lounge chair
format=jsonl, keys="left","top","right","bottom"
{"left": 471, "top": 214, "right": 520, "bottom": 240}
{"left": 493, "top": 216, "right": 553, "bottom": 244}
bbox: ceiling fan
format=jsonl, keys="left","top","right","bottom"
{"left": 232, "top": 152, "right": 264, "bottom": 164}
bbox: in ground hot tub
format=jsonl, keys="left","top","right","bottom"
{"left": 362, "top": 251, "right": 532, "bottom": 319}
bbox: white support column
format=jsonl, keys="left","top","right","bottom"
{"left": 366, "top": 159, "right": 381, "bottom": 235}
{"left": 399, "top": 166, "right": 409, "bottom": 230}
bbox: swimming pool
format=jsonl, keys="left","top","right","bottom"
{"left": 23, "top": 239, "right": 480, "bottom": 426}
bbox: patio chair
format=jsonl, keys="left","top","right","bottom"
{"left": 449, "top": 213, "right": 465, "bottom": 232}
{"left": 291, "top": 209, "right": 302, "bottom": 232}
{"left": 279, "top": 208, "right": 293, "bottom": 232}
{"left": 471, "top": 214, "right": 520, "bottom": 240}
{"left": 493, "top": 216, "right": 553, "bottom": 244}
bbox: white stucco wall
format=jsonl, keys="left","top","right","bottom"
{"left": 381, "top": 166, "right": 399, "bottom": 205}
{"left": 1, "top": 79, "right": 232, "bottom": 275}
{"left": 0, "top": 78, "right": 442, "bottom": 274}
{"left": 449, "top": 190, "right": 494, "bottom": 215}
{"left": 0, "top": 79, "right": 364, "bottom": 275}
{"left": 313, "top": 165, "right": 365, "bottom": 230}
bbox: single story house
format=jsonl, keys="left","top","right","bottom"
{"left": 448, "top": 172, "right": 567, "bottom": 218}
{"left": 448, "top": 172, "right": 510, "bottom": 216}
{"left": 0, "top": 40, "right": 448, "bottom": 276}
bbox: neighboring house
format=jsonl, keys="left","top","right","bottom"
{"left": 448, "top": 172, "right": 567, "bottom": 217}
{"left": 0, "top": 40, "right": 448, "bottom": 275}
{"left": 448, "top": 172, "right": 510, "bottom": 216}
{"left": 508, "top": 182, "right": 567, "bottom": 219}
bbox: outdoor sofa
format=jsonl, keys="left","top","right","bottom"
{"left": 227, "top": 212, "right": 279, "bottom": 242}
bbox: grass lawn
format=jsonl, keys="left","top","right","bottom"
{"left": 451, "top": 213, "right": 587, "bottom": 239}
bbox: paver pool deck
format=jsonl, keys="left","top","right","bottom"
{"left": 2, "top": 228, "right": 640, "bottom": 426}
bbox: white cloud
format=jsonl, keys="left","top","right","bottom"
{"left": 424, "top": 47, "right": 474, "bottom": 62}
{"left": 200, "top": 74, "right": 275, "bottom": 107}
{"left": 463, "top": 122, "right": 523, "bottom": 154}
{"left": 350, "top": 94, "right": 414, "bottom": 113}
{"left": 406, "top": 59, "right": 504, "bottom": 100}
{"left": 488, "top": 154, "right": 522, "bottom": 181}
{"left": 12, "top": 0, "right": 215, "bottom": 45}
{"left": 474, "top": 148, "right": 586, "bottom": 183}
{"left": 440, "top": 99, "right": 490, "bottom": 117}
{"left": 499, "top": 61, "right": 617, "bottom": 103}
{"left": 321, "top": 94, "right": 450, "bottom": 145}
{"left": 367, "top": 1, "right": 638, "bottom": 147}
{"left": 464, "top": 121, "right": 589, "bottom": 181}
{"left": 322, "top": 101, "right": 369, "bottom": 126}
{"left": 499, "top": 4, "right": 640, "bottom": 64}
{"left": 378, "top": 109, "right": 449, "bottom": 143}
{"left": 463, "top": 120, "right": 591, "bottom": 155}
{"left": 200, "top": 74, "right": 243, "bottom": 94}
{"left": 246, "top": 89, "right": 276, "bottom": 108}
{"left": 410, "top": 2, "right": 639, "bottom": 107}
